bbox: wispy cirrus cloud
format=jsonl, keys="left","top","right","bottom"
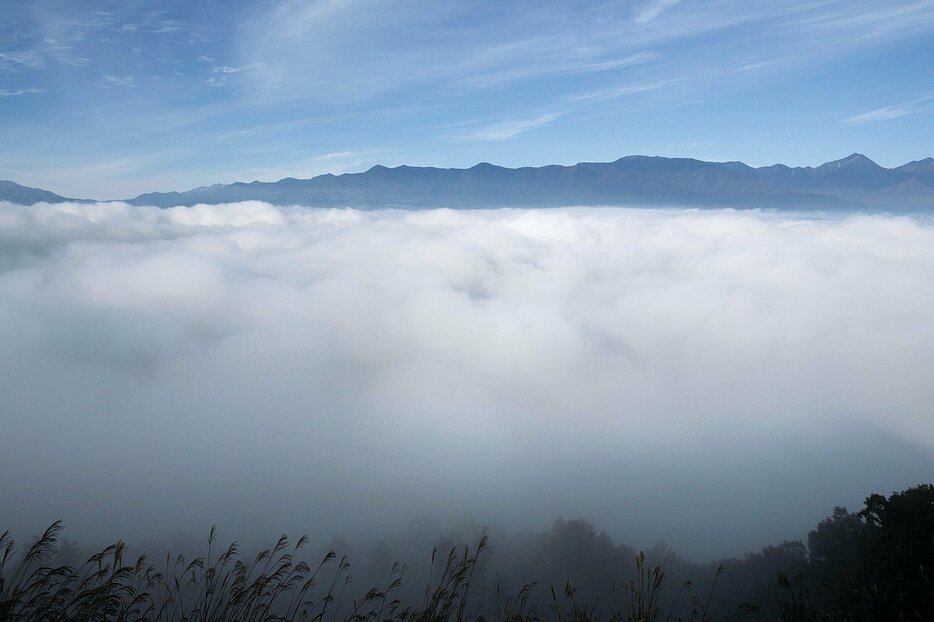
{"left": 843, "top": 95, "right": 934, "bottom": 125}
{"left": 569, "top": 78, "right": 682, "bottom": 103}
{"left": 0, "top": 50, "right": 45, "bottom": 71}
{"left": 0, "top": 87, "right": 45, "bottom": 97}
{"left": 634, "top": 0, "right": 683, "bottom": 24}
{"left": 235, "top": 1, "right": 668, "bottom": 102}
{"left": 235, "top": 0, "right": 934, "bottom": 106}
{"left": 454, "top": 49, "right": 659, "bottom": 88}
{"left": 100, "top": 75, "right": 135, "bottom": 88}
{"left": 213, "top": 64, "right": 256, "bottom": 74}
{"left": 204, "top": 62, "right": 261, "bottom": 87}
{"left": 462, "top": 113, "right": 560, "bottom": 141}
{"left": 844, "top": 105, "right": 920, "bottom": 125}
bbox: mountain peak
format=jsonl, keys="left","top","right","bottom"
{"left": 820, "top": 153, "right": 879, "bottom": 170}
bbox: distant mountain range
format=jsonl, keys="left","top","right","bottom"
{"left": 3, "top": 153, "right": 934, "bottom": 210}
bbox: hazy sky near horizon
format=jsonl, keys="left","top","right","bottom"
{"left": 1, "top": 202, "right": 933, "bottom": 557}
{"left": 1, "top": 0, "right": 933, "bottom": 198}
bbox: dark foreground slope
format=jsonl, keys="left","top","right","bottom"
{"left": 2, "top": 484, "right": 932, "bottom": 621}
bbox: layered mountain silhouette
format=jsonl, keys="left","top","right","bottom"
{"left": 3, "top": 154, "right": 934, "bottom": 210}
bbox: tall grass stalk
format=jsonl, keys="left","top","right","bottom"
{"left": 1, "top": 524, "right": 710, "bottom": 622}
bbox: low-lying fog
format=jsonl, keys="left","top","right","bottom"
{"left": 1, "top": 202, "right": 931, "bottom": 560}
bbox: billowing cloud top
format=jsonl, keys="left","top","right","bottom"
{"left": 1, "top": 202, "right": 932, "bottom": 557}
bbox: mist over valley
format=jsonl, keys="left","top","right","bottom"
{"left": 1, "top": 202, "right": 931, "bottom": 562}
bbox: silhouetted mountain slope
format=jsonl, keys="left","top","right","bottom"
{"left": 895, "top": 157, "right": 934, "bottom": 186}
{"left": 4, "top": 155, "right": 934, "bottom": 209}
{"left": 0, "top": 180, "right": 76, "bottom": 205}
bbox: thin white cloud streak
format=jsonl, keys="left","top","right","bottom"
{"left": 100, "top": 74, "right": 135, "bottom": 87}
{"left": 843, "top": 95, "right": 934, "bottom": 125}
{"left": 454, "top": 51, "right": 658, "bottom": 89}
{"left": 635, "top": 0, "right": 683, "bottom": 24}
{"left": 213, "top": 63, "right": 260, "bottom": 74}
{"left": 0, "top": 203, "right": 932, "bottom": 554}
{"left": 463, "top": 113, "right": 560, "bottom": 141}
{"left": 0, "top": 50, "right": 45, "bottom": 70}
{"left": 782, "top": 0, "right": 934, "bottom": 41}
{"left": 0, "top": 87, "right": 45, "bottom": 97}
{"left": 844, "top": 106, "right": 918, "bottom": 125}
{"left": 568, "top": 78, "right": 682, "bottom": 103}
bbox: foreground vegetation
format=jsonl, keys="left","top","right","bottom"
{"left": 1, "top": 485, "right": 931, "bottom": 621}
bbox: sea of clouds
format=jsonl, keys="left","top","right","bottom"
{"left": 1, "top": 201, "right": 932, "bottom": 557}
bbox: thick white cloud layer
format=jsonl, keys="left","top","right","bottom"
{"left": 1, "top": 201, "right": 932, "bottom": 557}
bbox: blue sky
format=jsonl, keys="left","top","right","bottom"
{"left": 1, "top": 0, "right": 933, "bottom": 199}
